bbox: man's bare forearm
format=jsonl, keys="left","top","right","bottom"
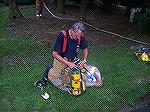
{"left": 82, "top": 48, "right": 88, "bottom": 61}
{"left": 52, "top": 51, "right": 69, "bottom": 66}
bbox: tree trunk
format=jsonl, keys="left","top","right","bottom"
{"left": 80, "top": 0, "right": 88, "bottom": 21}
{"left": 140, "top": 7, "right": 146, "bottom": 15}
{"left": 57, "top": 0, "right": 64, "bottom": 14}
{"left": 9, "top": 0, "right": 23, "bottom": 19}
{"left": 101, "top": 0, "right": 113, "bottom": 12}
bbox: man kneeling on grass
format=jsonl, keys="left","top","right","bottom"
{"left": 34, "top": 22, "right": 103, "bottom": 94}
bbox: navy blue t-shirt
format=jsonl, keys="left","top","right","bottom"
{"left": 53, "top": 30, "right": 88, "bottom": 61}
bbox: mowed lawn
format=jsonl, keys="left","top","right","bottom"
{"left": 0, "top": 7, "right": 150, "bottom": 112}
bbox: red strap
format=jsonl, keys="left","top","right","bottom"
{"left": 61, "top": 30, "right": 81, "bottom": 53}
{"left": 61, "top": 31, "right": 67, "bottom": 52}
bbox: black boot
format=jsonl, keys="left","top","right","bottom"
{"left": 34, "top": 64, "right": 52, "bottom": 88}
{"left": 34, "top": 80, "right": 46, "bottom": 88}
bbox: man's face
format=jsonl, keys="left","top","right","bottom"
{"left": 73, "top": 30, "right": 84, "bottom": 39}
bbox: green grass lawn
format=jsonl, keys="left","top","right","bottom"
{"left": 0, "top": 7, "right": 50, "bottom": 58}
{"left": 0, "top": 7, "right": 150, "bottom": 112}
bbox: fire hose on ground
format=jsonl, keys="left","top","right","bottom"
{"left": 43, "top": 3, "right": 150, "bottom": 46}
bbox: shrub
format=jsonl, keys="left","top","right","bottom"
{"left": 1, "top": 0, "right": 35, "bottom": 6}
{"left": 137, "top": 10, "right": 150, "bottom": 33}
{"left": 143, "top": 11, "right": 150, "bottom": 33}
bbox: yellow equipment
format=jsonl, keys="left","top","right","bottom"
{"left": 135, "top": 48, "right": 150, "bottom": 62}
{"left": 70, "top": 69, "right": 85, "bottom": 96}
{"left": 140, "top": 52, "right": 150, "bottom": 62}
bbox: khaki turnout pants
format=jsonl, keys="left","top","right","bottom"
{"left": 48, "top": 58, "right": 70, "bottom": 91}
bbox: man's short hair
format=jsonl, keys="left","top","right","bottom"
{"left": 72, "top": 22, "right": 85, "bottom": 33}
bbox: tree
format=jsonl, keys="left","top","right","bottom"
{"left": 57, "top": 0, "right": 65, "bottom": 14}
{"left": 101, "top": 0, "right": 113, "bottom": 12}
{"left": 9, "top": 0, "right": 23, "bottom": 19}
{"left": 55, "top": 0, "right": 89, "bottom": 21}
{"left": 80, "top": 0, "right": 88, "bottom": 21}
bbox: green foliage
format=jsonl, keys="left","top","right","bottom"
{"left": 137, "top": 11, "right": 150, "bottom": 33}
{"left": 101, "top": 0, "right": 114, "bottom": 12}
{"left": 1, "top": 0, "right": 35, "bottom": 6}
{"left": 143, "top": 11, "right": 150, "bottom": 32}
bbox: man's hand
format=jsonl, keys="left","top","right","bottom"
{"left": 78, "top": 60, "right": 86, "bottom": 69}
{"left": 67, "top": 62, "right": 78, "bottom": 69}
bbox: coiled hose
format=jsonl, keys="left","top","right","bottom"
{"left": 43, "top": 3, "right": 150, "bottom": 46}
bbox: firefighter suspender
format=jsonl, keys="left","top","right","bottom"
{"left": 61, "top": 30, "right": 80, "bottom": 53}
{"left": 61, "top": 30, "right": 67, "bottom": 53}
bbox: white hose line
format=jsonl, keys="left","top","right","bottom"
{"left": 43, "top": 3, "right": 150, "bottom": 46}
{"left": 44, "top": 3, "right": 75, "bottom": 21}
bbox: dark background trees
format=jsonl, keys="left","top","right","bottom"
{"left": 1, "top": 0, "right": 35, "bottom": 19}
{"left": 1, "top": 0, "right": 150, "bottom": 32}
{"left": 56, "top": 0, "right": 65, "bottom": 13}
{"left": 9, "top": 0, "right": 23, "bottom": 19}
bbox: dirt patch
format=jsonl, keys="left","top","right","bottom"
{"left": 7, "top": 16, "right": 59, "bottom": 43}
{"left": 6, "top": 5, "right": 147, "bottom": 46}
